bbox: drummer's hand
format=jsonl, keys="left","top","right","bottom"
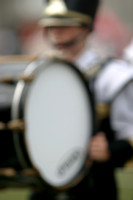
{"left": 89, "top": 132, "right": 110, "bottom": 162}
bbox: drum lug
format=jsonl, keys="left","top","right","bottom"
{"left": 0, "top": 168, "right": 39, "bottom": 178}
{"left": 0, "top": 122, "right": 6, "bottom": 130}
{"left": 21, "top": 168, "right": 39, "bottom": 177}
{"left": 0, "top": 168, "right": 17, "bottom": 177}
{"left": 7, "top": 119, "right": 25, "bottom": 132}
{"left": 19, "top": 74, "right": 34, "bottom": 82}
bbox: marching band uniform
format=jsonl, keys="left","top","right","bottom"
{"left": 73, "top": 47, "right": 133, "bottom": 200}
{"left": 30, "top": 0, "right": 133, "bottom": 199}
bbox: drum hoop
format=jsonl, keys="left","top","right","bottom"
{"left": 11, "top": 58, "right": 95, "bottom": 190}
{"left": 11, "top": 59, "right": 45, "bottom": 168}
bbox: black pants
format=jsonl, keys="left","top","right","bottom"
{"left": 29, "top": 163, "right": 117, "bottom": 200}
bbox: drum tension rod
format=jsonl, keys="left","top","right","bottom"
{"left": 0, "top": 73, "right": 34, "bottom": 84}
{"left": 0, "top": 77, "right": 15, "bottom": 83}
{"left": 0, "top": 168, "right": 17, "bottom": 177}
{"left": 8, "top": 119, "right": 25, "bottom": 132}
{"left": 0, "top": 168, "right": 39, "bottom": 177}
{"left": 21, "top": 168, "right": 39, "bottom": 177}
{"left": 19, "top": 74, "right": 34, "bottom": 82}
{"left": 0, "top": 122, "right": 6, "bottom": 130}
{"left": 0, "top": 120, "right": 25, "bottom": 132}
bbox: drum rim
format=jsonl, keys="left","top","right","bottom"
{"left": 11, "top": 58, "right": 95, "bottom": 190}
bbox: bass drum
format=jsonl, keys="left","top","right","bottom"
{"left": 0, "top": 55, "right": 38, "bottom": 187}
{"left": 0, "top": 56, "right": 95, "bottom": 190}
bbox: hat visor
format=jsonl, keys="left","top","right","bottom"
{"left": 39, "top": 17, "right": 86, "bottom": 27}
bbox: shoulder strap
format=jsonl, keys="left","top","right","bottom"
{"left": 83, "top": 57, "right": 113, "bottom": 80}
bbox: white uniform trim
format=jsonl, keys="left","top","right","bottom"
{"left": 75, "top": 47, "right": 133, "bottom": 140}
{"left": 95, "top": 59, "right": 133, "bottom": 102}
{"left": 111, "top": 81, "right": 133, "bottom": 140}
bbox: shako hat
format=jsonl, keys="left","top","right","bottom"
{"left": 39, "top": 0, "right": 100, "bottom": 28}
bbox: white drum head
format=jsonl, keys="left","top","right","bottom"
{"left": 14, "top": 59, "right": 94, "bottom": 189}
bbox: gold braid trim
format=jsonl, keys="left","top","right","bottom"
{"left": 96, "top": 103, "right": 110, "bottom": 120}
